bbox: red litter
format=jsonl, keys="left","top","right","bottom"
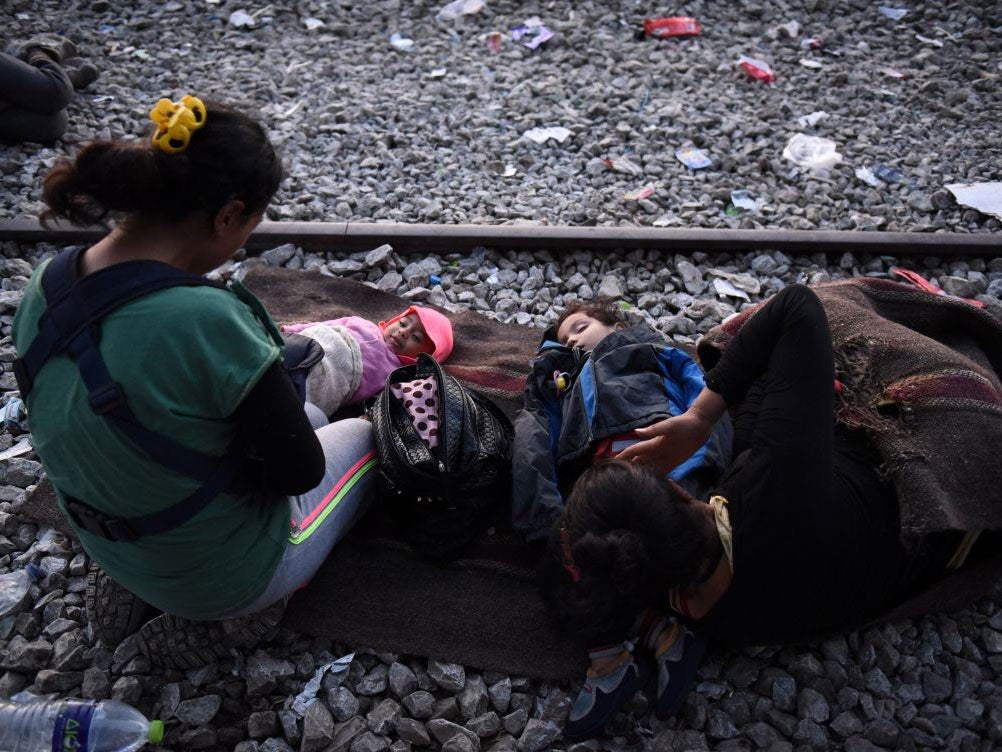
{"left": 643, "top": 17, "right": 701, "bottom": 38}
{"left": 738, "top": 55, "right": 776, "bottom": 83}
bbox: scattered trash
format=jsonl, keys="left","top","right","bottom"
{"left": 0, "top": 564, "right": 42, "bottom": 618}
{"left": 390, "top": 33, "right": 415, "bottom": 51}
{"left": 623, "top": 184, "right": 656, "bottom": 201}
{"left": 880, "top": 67, "right": 906, "bottom": 79}
{"left": 675, "top": 141, "right": 712, "bottom": 170}
{"left": 797, "top": 110, "right": 828, "bottom": 127}
{"left": 652, "top": 215, "right": 673, "bottom": 227}
{"left": 430, "top": 274, "right": 442, "bottom": 286}
{"left": 638, "top": 88, "right": 650, "bottom": 114}
{"left": 709, "top": 269, "right": 762, "bottom": 294}
{"left": 502, "top": 165, "right": 517, "bottom": 177}
{"left": 0, "top": 396, "right": 28, "bottom": 426}
{"left": 428, "top": 67, "right": 448, "bottom": 78}
{"left": 291, "top": 653, "right": 354, "bottom": 715}
{"left": 228, "top": 9, "right": 255, "bottom": 28}
{"left": 436, "top": 0, "right": 485, "bottom": 22}
{"left": 915, "top": 33, "right": 945, "bottom": 47}
{"left": 738, "top": 55, "right": 776, "bottom": 83}
{"left": 872, "top": 163, "right": 906, "bottom": 184}
{"left": 511, "top": 19, "right": 554, "bottom": 49}
{"left": 877, "top": 6, "right": 908, "bottom": 21}
{"left": 91, "top": 95, "right": 115, "bottom": 104}
{"left": 643, "top": 17, "right": 701, "bottom": 39}
{"left": 782, "top": 134, "right": 843, "bottom": 172}
{"left": 523, "top": 126, "right": 571, "bottom": 144}
{"left": 800, "top": 36, "right": 824, "bottom": 50}
{"left": 303, "top": 17, "right": 324, "bottom": 30}
{"left": 855, "top": 166, "right": 882, "bottom": 187}
{"left": 945, "top": 182, "right": 1002, "bottom": 221}
{"left": 799, "top": 58, "right": 823, "bottom": 69}
{"left": 712, "top": 278, "right": 751, "bottom": 302}
{"left": 133, "top": 49, "right": 151, "bottom": 60}
{"left": 485, "top": 31, "right": 504, "bottom": 53}
{"left": 602, "top": 155, "right": 643, "bottom": 175}
{"left": 0, "top": 437, "right": 32, "bottom": 462}
{"left": 730, "top": 190, "right": 761, "bottom": 212}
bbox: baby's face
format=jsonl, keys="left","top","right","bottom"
{"left": 384, "top": 313, "right": 433, "bottom": 357}
{"left": 556, "top": 313, "right": 621, "bottom": 352}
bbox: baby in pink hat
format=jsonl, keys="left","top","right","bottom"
{"left": 281, "top": 306, "right": 454, "bottom": 416}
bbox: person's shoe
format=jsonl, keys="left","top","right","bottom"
{"left": 84, "top": 562, "right": 155, "bottom": 646}
{"left": 135, "top": 597, "right": 288, "bottom": 671}
{"left": 654, "top": 624, "right": 707, "bottom": 719}
{"left": 564, "top": 653, "right": 651, "bottom": 741}
{"left": 61, "top": 57, "right": 99, "bottom": 90}
{"left": 11, "top": 34, "right": 78, "bottom": 63}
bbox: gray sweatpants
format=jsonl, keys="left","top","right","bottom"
{"left": 224, "top": 406, "right": 378, "bottom": 617}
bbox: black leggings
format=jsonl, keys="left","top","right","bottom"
{"left": 0, "top": 53, "right": 72, "bottom": 145}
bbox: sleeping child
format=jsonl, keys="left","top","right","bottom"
{"left": 511, "top": 297, "right": 733, "bottom": 740}
{"left": 282, "top": 305, "right": 454, "bottom": 416}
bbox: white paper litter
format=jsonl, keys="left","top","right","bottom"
{"left": 782, "top": 134, "right": 843, "bottom": 173}
{"left": 877, "top": 6, "right": 907, "bottom": 21}
{"left": 713, "top": 278, "right": 751, "bottom": 302}
{"left": 729, "top": 190, "right": 762, "bottom": 212}
{"left": 0, "top": 438, "right": 32, "bottom": 461}
{"left": 797, "top": 110, "right": 828, "bottom": 128}
{"left": 502, "top": 165, "right": 517, "bottom": 177}
{"left": 708, "top": 269, "right": 762, "bottom": 294}
{"left": 390, "top": 33, "right": 415, "bottom": 51}
{"left": 915, "top": 33, "right": 945, "bottom": 47}
{"left": 855, "top": 166, "right": 882, "bottom": 187}
{"left": 945, "top": 182, "right": 1002, "bottom": 221}
{"left": 436, "top": 0, "right": 485, "bottom": 21}
{"left": 291, "top": 653, "right": 354, "bottom": 716}
{"left": 303, "top": 17, "right": 324, "bottom": 30}
{"left": 799, "top": 59, "right": 823, "bottom": 69}
{"left": 523, "top": 126, "right": 572, "bottom": 144}
{"left": 228, "top": 9, "right": 255, "bottom": 27}
{"left": 604, "top": 155, "right": 643, "bottom": 175}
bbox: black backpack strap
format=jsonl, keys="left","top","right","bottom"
{"left": 14, "top": 248, "right": 245, "bottom": 541}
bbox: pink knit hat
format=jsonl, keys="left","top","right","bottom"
{"left": 379, "top": 306, "right": 455, "bottom": 364}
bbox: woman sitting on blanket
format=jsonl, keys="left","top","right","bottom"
{"left": 280, "top": 305, "right": 454, "bottom": 416}
{"left": 12, "top": 95, "right": 382, "bottom": 662}
{"left": 545, "top": 284, "right": 1002, "bottom": 738}
{"left": 512, "top": 297, "right": 733, "bottom": 739}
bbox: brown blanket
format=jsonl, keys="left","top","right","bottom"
{"left": 699, "top": 278, "right": 1002, "bottom": 540}
{"left": 17, "top": 271, "right": 1002, "bottom": 674}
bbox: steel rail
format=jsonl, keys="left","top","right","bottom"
{"left": 1, "top": 217, "right": 999, "bottom": 256}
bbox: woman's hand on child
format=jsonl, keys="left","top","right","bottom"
{"left": 616, "top": 410, "right": 715, "bottom": 475}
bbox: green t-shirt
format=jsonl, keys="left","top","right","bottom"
{"left": 13, "top": 261, "right": 287, "bottom": 619}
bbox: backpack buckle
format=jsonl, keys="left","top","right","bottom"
{"left": 65, "top": 498, "right": 138, "bottom": 542}
{"left": 88, "top": 383, "right": 126, "bottom": 415}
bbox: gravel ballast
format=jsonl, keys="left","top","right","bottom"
{"left": 1, "top": 239, "right": 1001, "bottom": 752}
{"left": 2, "top": 0, "right": 1001, "bottom": 232}
{"left": 2, "top": 0, "right": 1002, "bottom": 750}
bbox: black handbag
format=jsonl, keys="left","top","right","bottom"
{"left": 369, "top": 353, "right": 514, "bottom": 559}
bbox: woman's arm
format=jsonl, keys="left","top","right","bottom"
{"left": 232, "top": 360, "right": 326, "bottom": 496}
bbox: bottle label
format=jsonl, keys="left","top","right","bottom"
{"left": 53, "top": 702, "right": 95, "bottom": 752}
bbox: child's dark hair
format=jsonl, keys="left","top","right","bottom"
{"left": 41, "top": 101, "right": 283, "bottom": 227}
{"left": 540, "top": 461, "right": 710, "bottom": 643}
{"left": 556, "top": 297, "right": 626, "bottom": 331}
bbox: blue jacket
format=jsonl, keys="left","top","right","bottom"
{"left": 511, "top": 324, "right": 733, "bottom": 542}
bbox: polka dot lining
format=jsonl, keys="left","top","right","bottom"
{"left": 389, "top": 377, "right": 441, "bottom": 450}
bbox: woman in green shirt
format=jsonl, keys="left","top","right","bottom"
{"left": 13, "top": 96, "right": 379, "bottom": 660}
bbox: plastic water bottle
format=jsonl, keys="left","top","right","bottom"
{"left": 0, "top": 563, "right": 44, "bottom": 618}
{"left": 0, "top": 698, "right": 163, "bottom": 751}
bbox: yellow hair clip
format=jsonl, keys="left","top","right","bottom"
{"left": 149, "top": 95, "right": 207, "bottom": 154}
